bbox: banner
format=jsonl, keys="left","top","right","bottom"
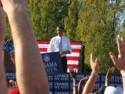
{"left": 6, "top": 72, "right": 122, "bottom": 94}
{"left": 41, "top": 52, "right": 63, "bottom": 75}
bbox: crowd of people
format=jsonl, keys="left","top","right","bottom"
{"left": 0, "top": 0, "right": 125, "bottom": 94}
{"left": 69, "top": 35, "right": 125, "bottom": 94}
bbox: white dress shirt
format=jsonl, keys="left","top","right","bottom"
{"left": 47, "top": 35, "right": 72, "bottom": 55}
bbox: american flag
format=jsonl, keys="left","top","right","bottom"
{"left": 37, "top": 40, "right": 82, "bottom": 72}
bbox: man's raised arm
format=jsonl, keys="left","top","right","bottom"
{"left": 82, "top": 53, "right": 100, "bottom": 94}
{"left": 1, "top": 0, "right": 49, "bottom": 94}
{"left": 0, "top": 6, "right": 7, "bottom": 94}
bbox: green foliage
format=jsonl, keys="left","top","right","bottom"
{"left": 28, "top": 0, "right": 69, "bottom": 40}
{"left": 64, "top": 0, "right": 79, "bottom": 41}
{"left": 5, "top": 17, "right": 11, "bottom": 39}
{"left": 77, "top": 0, "right": 121, "bottom": 72}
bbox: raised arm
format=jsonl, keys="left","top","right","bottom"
{"left": 105, "top": 66, "right": 115, "bottom": 86}
{"left": 1, "top": 0, "right": 49, "bottom": 94}
{"left": 82, "top": 53, "right": 100, "bottom": 94}
{"left": 69, "top": 68, "right": 78, "bottom": 94}
{"left": 77, "top": 76, "right": 89, "bottom": 94}
{"left": 109, "top": 35, "right": 125, "bottom": 94}
{"left": 0, "top": 5, "right": 7, "bottom": 94}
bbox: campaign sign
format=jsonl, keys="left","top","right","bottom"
{"left": 41, "top": 52, "right": 63, "bottom": 75}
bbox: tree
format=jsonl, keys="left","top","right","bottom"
{"left": 77, "top": 0, "right": 122, "bottom": 72}
{"left": 64, "top": 0, "right": 79, "bottom": 41}
{"left": 28, "top": 0, "right": 69, "bottom": 40}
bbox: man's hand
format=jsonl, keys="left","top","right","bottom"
{"left": 69, "top": 68, "right": 77, "bottom": 80}
{"left": 90, "top": 53, "right": 100, "bottom": 73}
{"left": 1, "top": 0, "right": 27, "bottom": 14}
{"left": 82, "top": 53, "right": 100, "bottom": 94}
{"left": 109, "top": 35, "right": 125, "bottom": 74}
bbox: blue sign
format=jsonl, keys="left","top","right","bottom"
{"left": 41, "top": 52, "right": 63, "bottom": 75}
{"left": 6, "top": 72, "right": 122, "bottom": 94}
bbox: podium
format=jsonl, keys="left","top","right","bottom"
{"left": 41, "top": 52, "right": 63, "bottom": 75}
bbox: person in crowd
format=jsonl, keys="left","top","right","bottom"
{"left": 77, "top": 76, "right": 89, "bottom": 94}
{"left": 4, "top": 39, "right": 19, "bottom": 94}
{"left": 0, "top": 0, "right": 49, "bottom": 94}
{"left": 104, "top": 86, "right": 123, "bottom": 94}
{"left": 3, "top": 39, "right": 16, "bottom": 73}
{"left": 69, "top": 68, "right": 89, "bottom": 94}
{"left": 106, "top": 35, "right": 125, "bottom": 94}
{"left": 48, "top": 26, "right": 72, "bottom": 73}
{"left": 97, "top": 35, "right": 124, "bottom": 94}
{"left": 8, "top": 80, "right": 16, "bottom": 87}
{"left": 70, "top": 64, "right": 116, "bottom": 94}
{"left": 8, "top": 80, "right": 19, "bottom": 94}
{"left": 82, "top": 53, "right": 100, "bottom": 94}
{"left": 94, "top": 66, "right": 115, "bottom": 94}
{"left": 8, "top": 86, "right": 19, "bottom": 94}
{"left": 82, "top": 35, "right": 125, "bottom": 94}
{"left": 69, "top": 68, "right": 78, "bottom": 94}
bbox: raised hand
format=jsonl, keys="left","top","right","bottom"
{"left": 82, "top": 53, "right": 100, "bottom": 94}
{"left": 109, "top": 35, "right": 125, "bottom": 73}
{"left": 1, "top": 0, "right": 27, "bottom": 14}
{"left": 105, "top": 66, "right": 115, "bottom": 86}
{"left": 0, "top": 0, "right": 49, "bottom": 94}
{"left": 109, "top": 35, "right": 125, "bottom": 94}
{"left": 69, "top": 68, "right": 77, "bottom": 80}
{"left": 90, "top": 53, "right": 100, "bottom": 73}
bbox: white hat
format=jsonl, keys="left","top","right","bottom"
{"left": 104, "top": 86, "right": 123, "bottom": 94}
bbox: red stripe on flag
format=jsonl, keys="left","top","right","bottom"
{"left": 72, "top": 49, "right": 80, "bottom": 52}
{"left": 67, "top": 64, "right": 78, "bottom": 68}
{"left": 39, "top": 48, "right": 47, "bottom": 52}
{"left": 37, "top": 40, "right": 50, "bottom": 44}
{"left": 67, "top": 56, "right": 80, "bottom": 61}
{"left": 39, "top": 48, "right": 81, "bottom": 53}
{"left": 37, "top": 40, "right": 81, "bottom": 45}
{"left": 70, "top": 41, "right": 81, "bottom": 45}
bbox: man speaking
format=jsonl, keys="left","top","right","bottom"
{"left": 47, "top": 26, "right": 72, "bottom": 73}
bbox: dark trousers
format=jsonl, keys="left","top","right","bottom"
{"left": 61, "top": 56, "right": 67, "bottom": 73}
